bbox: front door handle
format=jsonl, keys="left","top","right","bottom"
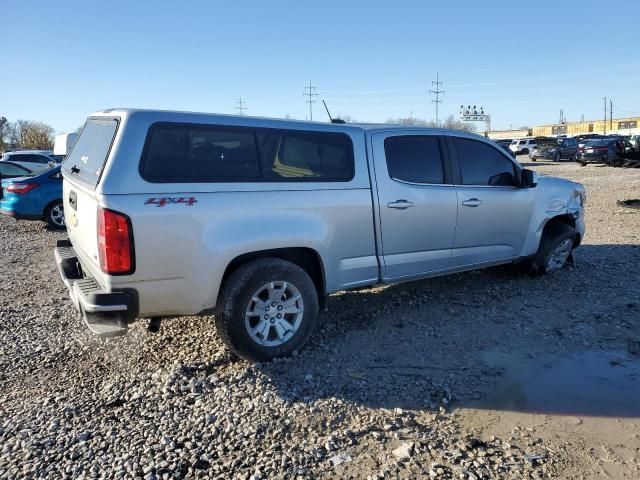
{"left": 388, "top": 200, "right": 414, "bottom": 210}
{"left": 461, "top": 198, "right": 483, "bottom": 207}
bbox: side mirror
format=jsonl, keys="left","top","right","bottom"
{"left": 520, "top": 168, "right": 537, "bottom": 188}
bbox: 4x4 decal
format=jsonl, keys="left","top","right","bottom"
{"left": 145, "top": 197, "right": 198, "bottom": 207}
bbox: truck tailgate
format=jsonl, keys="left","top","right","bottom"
{"left": 64, "top": 179, "right": 105, "bottom": 282}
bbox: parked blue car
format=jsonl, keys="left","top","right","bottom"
{"left": 0, "top": 165, "right": 65, "bottom": 229}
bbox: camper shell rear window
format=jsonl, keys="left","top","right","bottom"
{"left": 63, "top": 118, "right": 119, "bottom": 186}
{"left": 139, "top": 122, "right": 355, "bottom": 183}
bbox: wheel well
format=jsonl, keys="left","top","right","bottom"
{"left": 43, "top": 199, "right": 63, "bottom": 216}
{"left": 220, "top": 247, "right": 326, "bottom": 300}
{"left": 543, "top": 214, "right": 580, "bottom": 245}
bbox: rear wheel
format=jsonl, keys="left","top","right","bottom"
{"left": 45, "top": 201, "right": 65, "bottom": 229}
{"left": 521, "top": 148, "right": 529, "bottom": 155}
{"left": 215, "top": 258, "right": 319, "bottom": 362}
{"left": 529, "top": 223, "right": 576, "bottom": 276}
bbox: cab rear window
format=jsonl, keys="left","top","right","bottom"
{"left": 140, "top": 122, "right": 354, "bottom": 183}
{"left": 63, "top": 118, "right": 118, "bottom": 186}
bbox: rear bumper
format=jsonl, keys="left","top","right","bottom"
{"left": 577, "top": 154, "right": 609, "bottom": 163}
{"left": 54, "top": 239, "right": 138, "bottom": 336}
{"left": 0, "top": 208, "right": 41, "bottom": 220}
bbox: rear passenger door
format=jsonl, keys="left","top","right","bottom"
{"left": 448, "top": 136, "right": 534, "bottom": 266}
{"left": 372, "top": 133, "right": 458, "bottom": 279}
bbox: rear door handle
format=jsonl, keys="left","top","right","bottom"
{"left": 461, "top": 198, "right": 483, "bottom": 207}
{"left": 387, "top": 200, "right": 414, "bottom": 210}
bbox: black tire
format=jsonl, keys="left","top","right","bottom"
{"left": 531, "top": 158, "right": 537, "bottom": 162}
{"left": 44, "top": 201, "right": 65, "bottom": 229}
{"left": 580, "top": 161, "right": 587, "bottom": 167}
{"left": 521, "top": 148, "right": 529, "bottom": 155}
{"left": 553, "top": 151, "right": 560, "bottom": 162}
{"left": 215, "top": 258, "right": 319, "bottom": 362}
{"left": 529, "top": 223, "right": 576, "bottom": 276}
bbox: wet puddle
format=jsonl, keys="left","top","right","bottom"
{"left": 476, "top": 349, "right": 640, "bottom": 417}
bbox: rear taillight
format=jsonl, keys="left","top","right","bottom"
{"left": 6, "top": 183, "right": 38, "bottom": 194}
{"left": 97, "top": 207, "right": 135, "bottom": 275}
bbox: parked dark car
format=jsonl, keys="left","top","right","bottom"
{"left": 0, "top": 161, "right": 33, "bottom": 180}
{"left": 529, "top": 137, "right": 578, "bottom": 162}
{"left": 577, "top": 139, "right": 618, "bottom": 166}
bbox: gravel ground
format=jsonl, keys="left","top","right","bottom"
{"left": 1, "top": 161, "right": 639, "bottom": 479}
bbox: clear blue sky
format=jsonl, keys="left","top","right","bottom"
{"left": 3, "top": 0, "right": 640, "bottom": 133}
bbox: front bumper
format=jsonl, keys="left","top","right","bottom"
{"left": 54, "top": 239, "right": 137, "bottom": 337}
{"left": 0, "top": 208, "right": 42, "bottom": 220}
{"left": 530, "top": 150, "right": 555, "bottom": 160}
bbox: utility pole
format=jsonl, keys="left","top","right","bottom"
{"left": 235, "top": 97, "right": 247, "bottom": 116}
{"left": 559, "top": 109, "right": 564, "bottom": 124}
{"left": 429, "top": 73, "right": 445, "bottom": 126}
{"left": 609, "top": 99, "right": 613, "bottom": 131}
{"left": 603, "top": 97, "right": 607, "bottom": 135}
{"left": 303, "top": 81, "right": 317, "bottom": 121}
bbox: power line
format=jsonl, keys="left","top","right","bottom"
{"left": 429, "top": 73, "right": 445, "bottom": 126}
{"left": 303, "top": 81, "right": 317, "bottom": 121}
{"left": 235, "top": 97, "right": 247, "bottom": 116}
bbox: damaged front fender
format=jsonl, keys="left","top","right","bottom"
{"left": 521, "top": 175, "right": 586, "bottom": 256}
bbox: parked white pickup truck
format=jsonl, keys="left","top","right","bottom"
{"left": 55, "top": 109, "right": 586, "bottom": 361}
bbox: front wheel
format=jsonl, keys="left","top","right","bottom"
{"left": 215, "top": 258, "right": 319, "bottom": 362}
{"left": 553, "top": 151, "right": 561, "bottom": 162}
{"left": 45, "top": 201, "right": 65, "bottom": 229}
{"left": 529, "top": 223, "right": 576, "bottom": 276}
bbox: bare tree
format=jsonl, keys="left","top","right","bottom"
{"left": 8, "top": 120, "right": 55, "bottom": 150}
{"left": 385, "top": 115, "right": 475, "bottom": 132}
{"left": 385, "top": 117, "right": 428, "bottom": 126}
{"left": 0, "top": 117, "right": 8, "bottom": 151}
{"left": 441, "top": 115, "right": 476, "bottom": 133}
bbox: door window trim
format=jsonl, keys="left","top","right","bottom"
{"left": 446, "top": 135, "right": 522, "bottom": 188}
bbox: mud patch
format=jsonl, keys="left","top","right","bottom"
{"left": 476, "top": 348, "right": 640, "bottom": 417}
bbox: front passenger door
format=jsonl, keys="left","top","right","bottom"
{"left": 372, "top": 133, "right": 458, "bottom": 279}
{"left": 449, "top": 136, "right": 534, "bottom": 267}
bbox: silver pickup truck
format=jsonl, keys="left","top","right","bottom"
{"left": 55, "top": 109, "right": 586, "bottom": 361}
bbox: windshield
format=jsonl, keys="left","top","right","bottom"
{"left": 62, "top": 118, "right": 118, "bottom": 186}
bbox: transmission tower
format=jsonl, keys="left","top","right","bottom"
{"left": 429, "top": 73, "right": 445, "bottom": 126}
{"left": 235, "top": 97, "right": 247, "bottom": 116}
{"left": 303, "top": 82, "right": 317, "bottom": 121}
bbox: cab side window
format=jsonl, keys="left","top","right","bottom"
{"left": 384, "top": 135, "right": 444, "bottom": 184}
{"left": 454, "top": 138, "right": 518, "bottom": 187}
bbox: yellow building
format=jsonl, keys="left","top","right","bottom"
{"left": 532, "top": 117, "right": 640, "bottom": 137}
